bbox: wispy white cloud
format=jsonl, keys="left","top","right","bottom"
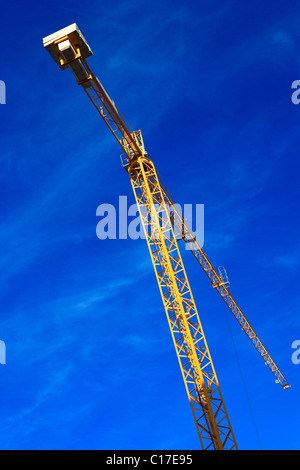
{"left": 274, "top": 245, "right": 300, "bottom": 268}
{"left": 0, "top": 253, "right": 156, "bottom": 447}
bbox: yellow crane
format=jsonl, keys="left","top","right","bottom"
{"left": 43, "top": 24, "right": 290, "bottom": 450}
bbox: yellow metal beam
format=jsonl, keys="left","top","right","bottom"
{"left": 128, "top": 154, "right": 237, "bottom": 450}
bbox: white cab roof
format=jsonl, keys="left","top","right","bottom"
{"left": 43, "top": 23, "right": 93, "bottom": 69}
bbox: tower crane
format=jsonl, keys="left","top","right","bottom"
{"left": 43, "top": 24, "right": 290, "bottom": 450}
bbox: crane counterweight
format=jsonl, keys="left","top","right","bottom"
{"left": 43, "top": 23, "right": 93, "bottom": 68}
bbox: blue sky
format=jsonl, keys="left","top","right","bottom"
{"left": 0, "top": 0, "right": 300, "bottom": 450}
